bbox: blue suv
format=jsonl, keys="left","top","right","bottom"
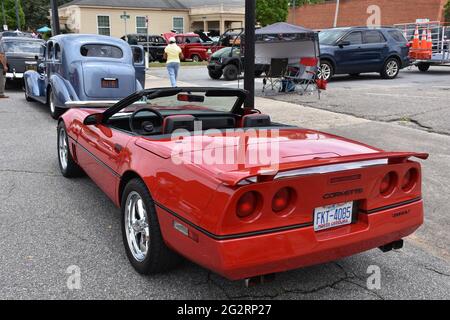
{"left": 318, "top": 27, "right": 410, "bottom": 80}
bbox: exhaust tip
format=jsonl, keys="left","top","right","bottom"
{"left": 379, "top": 239, "right": 404, "bottom": 253}
{"left": 244, "top": 273, "right": 276, "bottom": 287}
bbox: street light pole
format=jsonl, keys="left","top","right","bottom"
{"left": 244, "top": 0, "right": 255, "bottom": 108}
{"left": 50, "top": 0, "right": 61, "bottom": 35}
{"left": 333, "top": 0, "right": 340, "bottom": 28}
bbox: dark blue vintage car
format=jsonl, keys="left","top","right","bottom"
{"left": 24, "top": 34, "right": 145, "bottom": 119}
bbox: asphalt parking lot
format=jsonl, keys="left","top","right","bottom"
{"left": 0, "top": 66, "right": 449, "bottom": 299}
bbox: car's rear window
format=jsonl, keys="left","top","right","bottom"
{"left": 80, "top": 44, "right": 123, "bottom": 58}
{"left": 388, "top": 30, "right": 407, "bottom": 43}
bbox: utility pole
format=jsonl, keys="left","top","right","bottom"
{"left": 14, "top": 0, "right": 20, "bottom": 30}
{"left": 292, "top": 0, "right": 296, "bottom": 25}
{"left": 333, "top": 0, "right": 340, "bottom": 28}
{"left": 120, "top": 11, "right": 130, "bottom": 41}
{"left": 50, "top": 0, "right": 60, "bottom": 35}
{"left": 244, "top": 0, "right": 255, "bottom": 108}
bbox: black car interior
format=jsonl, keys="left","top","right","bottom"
{"left": 107, "top": 110, "right": 273, "bottom": 136}
{"left": 103, "top": 90, "right": 279, "bottom": 136}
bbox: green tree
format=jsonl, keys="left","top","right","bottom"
{"left": 445, "top": 0, "right": 450, "bottom": 23}
{"left": 0, "top": 0, "right": 25, "bottom": 30}
{"left": 22, "top": 0, "right": 72, "bottom": 30}
{"left": 256, "top": 0, "right": 289, "bottom": 26}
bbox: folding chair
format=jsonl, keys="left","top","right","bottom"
{"left": 285, "top": 57, "right": 321, "bottom": 99}
{"left": 262, "top": 58, "right": 289, "bottom": 93}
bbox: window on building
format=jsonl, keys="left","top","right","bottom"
{"left": 97, "top": 15, "right": 110, "bottom": 36}
{"left": 136, "top": 16, "right": 147, "bottom": 34}
{"left": 173, "top": 17, "right": 184, "bottom": 33}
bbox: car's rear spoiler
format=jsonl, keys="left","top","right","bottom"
{"left": 217, "top": 152, "right": 429, "bottom": 186}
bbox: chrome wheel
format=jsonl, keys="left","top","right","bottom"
{"left": 386, "top": 60, "right": 399, "bottom": 77}
{"left": 58, "top": 127, "right": 68, "bottom": 171}
{"left": 318, "top": 63, "right": 332, "bottom": 80}
{"left": 125, "top": 191, "right": 150, "bottom": 262}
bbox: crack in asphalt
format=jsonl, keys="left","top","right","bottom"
{"left": 269, "top": 96, "right": 450, "bottom": 136}
{"left": 425, "top": 266, "right": 450, "bottom": 277}
{"left": 0, "top": 169, "right": 59, "bottom": 177}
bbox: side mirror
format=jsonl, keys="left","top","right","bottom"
{"left": 83, "top": 113, "right": 103, "bottom": 125}
{"left": 338, "top": 40, "right": 351, "bottom": 48}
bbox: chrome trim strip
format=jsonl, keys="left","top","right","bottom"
{"left": 274, "top": 159, "right": 388, "bottom": 180}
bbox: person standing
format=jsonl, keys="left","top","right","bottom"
{"left": 163, "top": 37, "right": 183, "bottom": 87}
{"left": 0, "top": 44, "right": 8, "bottom": 99}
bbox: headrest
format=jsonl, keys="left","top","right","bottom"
{"left": 241, "top": 114, "right": 271, "bottom": 128}
{"left": 163, "top": 115, "right": 195, "bottom": 134}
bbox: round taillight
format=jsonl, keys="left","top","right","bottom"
{"left": 401, "top": 168, "right": 418, "bottom": 192}
{"left": 236, "top": 191, "right": 259, "bottom": 219}
{"left": 380, "top": 172, "right": 397, "bottom": 196}
{"left": 272, "top": 187, "right": 293, "bottom": 213}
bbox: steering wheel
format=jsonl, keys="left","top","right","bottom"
{"left": 129, "top": 107, "right": 164, "bottom": 135}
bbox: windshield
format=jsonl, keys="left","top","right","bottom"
{"left": 2, "top": 40, "right": 44, "bottom": 55}
{"left": 111, "top": 89, "right": 243, "bottom": 118}
{"left": 319, "top": 29, "right": 348, "bottom": 45}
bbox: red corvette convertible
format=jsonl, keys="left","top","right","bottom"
{"left": 57, "top": 87, "right": 427, "bottom": 281}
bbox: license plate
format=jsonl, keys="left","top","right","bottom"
{"left": 25, "top": 64, "right": 37, "bottom": 71}
{"left": 101, "top": 78, "right": 118, "bottom": 88}
{"left": 314, "top": 201, "right": 353, "bottom": 231}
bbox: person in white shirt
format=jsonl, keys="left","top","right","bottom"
{"left": 163, "top": 37, "right": 184, "bottom": 87}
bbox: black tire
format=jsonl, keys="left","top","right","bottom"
{"left": 57, "top": 121, "right": 83, "bottom": 178}
{"left": 48, "top": 87, "right": 64, "bottom": 120}
{"left": 223, "top": 64, "right": 239, "bottom": 81}
{"left": 191, "top": 54, "right": 201, "bottom": 62}
{"left": 121, "top": 178, "right": 182, "bottom": 274}
{"left": 318, "top": 61, "right": 334, "bottom": 81}
{"left": 381, "top": 57, "right": 400, "bottom": 79}
{"left": 208, "top": 69, "right": 223, "bottom": 80}
{"left": 24, "top": 82, "right": 33, "bottom": 102}
{"left": 147, "top": 53, "right": 154, "bottom": 62}
{"left": 417, "top": 63, "right": 430, "bottom": 72}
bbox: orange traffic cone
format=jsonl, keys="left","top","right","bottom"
{"left": 410, "top": 25, "right": 420, "bottom": 60}
{"left": 420, "top": 28, "right": 428, "bottom": 59}
{"left": 412, "top": 25, "right": 420, "bottom": 50}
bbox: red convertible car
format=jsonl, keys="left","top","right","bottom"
{"left": 57, "top": 87, "right": 427, "bottom": 281}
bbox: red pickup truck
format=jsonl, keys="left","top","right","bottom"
{"left": 162, "top": 32, "right": 211, "bottom": 62}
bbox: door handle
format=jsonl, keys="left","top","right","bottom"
{"left": 114, "top": 144, "right": 123, "bottom": 153}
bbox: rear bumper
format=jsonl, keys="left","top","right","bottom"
{"left": 157, "top": 200, "right": 423, "bottom": 280}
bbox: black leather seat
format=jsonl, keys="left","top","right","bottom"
{"left": 162, "top": 115, "right": 195, "bottom": 134}
{"left": 241, "top": 114, "right": 271, "bottom": 127}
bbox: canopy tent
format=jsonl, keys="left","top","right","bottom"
{"left": 37, "top": 26, "right": 51, "bottom": 33}
{"left": 255, "top": 22, "right": 319, "bottom": 65}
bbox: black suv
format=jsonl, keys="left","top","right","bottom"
{"left": 208, "top": 47, "right": 266, "bottom": 80}
{"left": 318, "top": 27, "right": 410, "bottom": 80}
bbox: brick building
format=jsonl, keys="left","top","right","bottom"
{"left": 288, "top": 0, "right": 448, "bottom": 29}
